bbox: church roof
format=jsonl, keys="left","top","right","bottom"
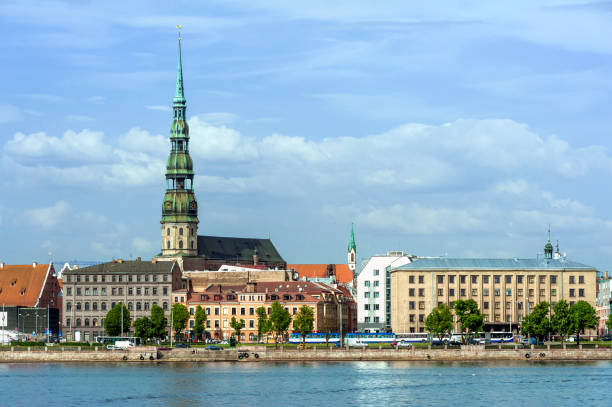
{"left": 195, "top": 235, "right": 285, "bottom": 263}
{"left": 0, "top": 263, "right": 53, "bottom": 307}
{"left": 67, "top": 260, "right": 178, "bottom": 274}
{"left": 392, "top": 257, "right": 597, "bottom": 271}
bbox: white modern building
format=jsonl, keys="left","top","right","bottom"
{"left": 356, "top": 251, "right": 414, "bottom": 332}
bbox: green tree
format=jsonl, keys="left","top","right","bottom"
{"left": 606, "top": 316, "right": 612, "bottom": 333}
{"left": 569, "top": 300, "right": 597, "bottom": 346}
{"left": 104, "top": 303, "right": 130, "bottom": 336}
{"left": 256, "top": 306, "right": 270, "bottom": 342}
{"left": 230, "top": 317, "right": 245, "bottom": 343}
{"left": 551, "top": 300, "right": 572, "bottom": 342}
{"left": 453, "top": 299, "right": 484, "bottom": 340}
{"left": 134, "top": 316, "right": 151, "bottom": 343}
{"left": 171, "top": 303, "right": 190, "bottom": 341}
{"left": 149, "top": 305, "right": 168, "bottom": 341}
{"left": 521, "top": 301, "right": 551, "bottom": 342}
{"left": 425, "top": 303, "right": 454, "bottom": 343}
{"left": 269, "top": 301, "right": 292, "bottom": 346}
{"left": 293, "top": 305, "right": 315, "bottom": 346}
{"left": 193, "top": 305, "right": 207, "bottom": 341}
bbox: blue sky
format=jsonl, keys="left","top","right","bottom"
{"left": 1, "top": 1, "right": 612, "bottom": 270}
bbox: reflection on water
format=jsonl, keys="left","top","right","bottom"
{"left": 0, "top": 361, "right": 611, "bottom": 407}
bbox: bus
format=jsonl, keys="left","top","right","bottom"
{"left": 96, "top": 336, "right": 141, "bottom": 346}
{"left": 479, "top": 332, "right": 513, "bottom": 344}
{"left": 344, "top": 332, "right": 395, "bottom": 347}
{"left": 289, "top": 333, "right": 340, "bottom": 344}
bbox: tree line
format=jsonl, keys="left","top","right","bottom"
{"left": 103, "top": 301, "right": 317, "bottom": 345}
{"left": 425, "top": 299, "right": 599, "bottom": 345}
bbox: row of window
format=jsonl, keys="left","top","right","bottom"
{"left": 65, "top": 274, "right": 168, "bottom": 283}
{"left": 431, "top": 287, "right": 585, "bottom": 298}
{"left": 65, "top": 318, "right": 103, "bottom": 328}
{"left": 66, "top": 286, "right": 168, "bottom": 297}
{"left": 166, "top": 227, "right": 195, "bottom": 236}
{"left": 66, "top": 301, "right": 169, "bottom": 312}
{"left": 363, "top": 304, "right": 380, "bottom": 311}
{"left": 434, "top": 274, "right": 585, "bottom": 285}
{"left": 166, "top": 239, "right": 195, "bottom": 250}
{"left": 363, "top": 281, "right": 380, "bottom": 287}
{"left": 363, "top": 316, "right": 381, "bottom": 323}
{"left": 364, "top": 292, "right": 380, "bottom": 298}
{"left": 190, "top": 319, "right": 258, "bottom": 330}
{"left": 189, "top": 305, "right": 312, "bottom": 317}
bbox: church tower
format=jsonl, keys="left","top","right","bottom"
{"left": 161, "top": 33, "right": 199, "bottom": 256}
{"left": 348, "top": 223, "right": 356, "bottom": 271}
{"left": 544, "top": 227, "right": 553, "bottom": 260}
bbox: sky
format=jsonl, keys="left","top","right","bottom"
{"left": 1, "top": 1, "right": 612, "bottom": 270}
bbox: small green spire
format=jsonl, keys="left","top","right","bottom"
{"left": 174, "top": 33, "right": 185, "bottom": 104}
{"left": 348, "top": 222, "right": 356, "bottom": 253}
{"left": 544, "top": 226, "right": 553, "bottom": 259}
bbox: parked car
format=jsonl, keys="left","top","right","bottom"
{"left": 205, "top": 345, "right": 222, "bottom": 351}
{"left": 175, "top": 343, "right": 191, "bottom": 348}
{"left": 391, "top": 340, "right": 413, "bottom": 348}
{"left": 600, "top": 335, "right": 612, "bottom": 341}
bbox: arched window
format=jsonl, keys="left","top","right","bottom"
{"left": 191, "top": 240, "right": 194, "bottom": 249}
{"left": 76, "top": 318, "right": 81, "bottom": 327}
{"left": 84, "top": 302, "right": 90, "bottom": 311}
{"left": 128, "top": 302, "right": 133, "bottom": 311}
{"left": 101, "top": 302, "right": 107, "bottom": 311}
{"left": 76, "top": 302, "right": 82, "bottom": 311}
{"left": 144, "top": 302, "right": 149, "bottom": 311}
{"left": 179, "top": 227, "right": 183, "bottom": 235}
{"left": 351, "top": 253, "right": 355, "bottom": 262}
{"left": 166, "top": 228, "right": 170, "bottom": 236}
{"left": 92, "top": 302, "right": 98, "bottom": 311}
{"left": 136, "top": 302, "right": 142, "bottom": 311}
{"left": 93, "top": 318, "right": 98, "bottom": 327}
{"left": 190, "top": 228, "right": 194, "bottom": 236}
{"left": 66, "top": 302, "right": 72, "bottom": 311}
{"left": 163, "top": 302, "right": 168, "bottom": 311}
{"left": 167, "top": 240, "right": 170, "bottom": 249}
{"left": 84, "top": 318, "right": 90, "bottom": 327}
{"left": 179, "top": 240, "right": 183, "bottom": 249}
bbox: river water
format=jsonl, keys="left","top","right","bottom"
{"left": 1, "top": 361, "right": 610, "bottom": 406}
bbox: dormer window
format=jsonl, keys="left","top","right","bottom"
{"left": 10, "top": 280, "right": 16, "bottom": 286}
{"left": 20, "top": 289, "right": 26, "bottom": 295}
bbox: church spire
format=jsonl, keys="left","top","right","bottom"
{"left": 348, "top": 222, "right": 356, "bottom": 253}
{"left": 161, "top": 28, "right": 199, "bottom": 257}
{"left": 348, "top": 223, "right": 356, "bottom": 271}
{"left": 544, "top": 226, "right": 553, "bottom": 259}
{"left": 174, "top": 28, "right": 185, "bottom": 105}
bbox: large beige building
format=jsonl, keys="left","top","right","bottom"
{"left": 390, "top": 254, "right": 598, "bottom": 334}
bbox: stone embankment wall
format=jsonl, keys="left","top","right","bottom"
{"left": 1, "top": 345, "right": 611, "bottom": 363}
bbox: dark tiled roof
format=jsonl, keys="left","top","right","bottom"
{"left": 196, "top": 235, "right": 285, "bottom": 263}
{"left": 66, "top": 260, "right": 177, "bottom": 273}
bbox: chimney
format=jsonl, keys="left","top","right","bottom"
{"left": 246, "top": 281, "right": 257, "bottom": 293}
{"left": 0, "top": 262, "right": 4, "bottom": 269}
{"left": 118, "top": 258, "right": 123, "bottom": 264}
{"left": 33, "top": 262, "right": 38, "bottom": 268}
{"left": 253, "top": 248, "right": 259, "bottom": 266}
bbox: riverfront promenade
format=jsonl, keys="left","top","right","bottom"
{"left": 2, "top": 345, "right": 611, "bottom": 363}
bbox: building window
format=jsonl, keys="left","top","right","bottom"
{"left": 418, "top": 288, "right": 424, "bottom": 297}
{"left": 374, "top": 304, "right": 380, "bottom": 310}
{"left": 128, "top": 302, "right": 133, "bottom": 311}
{"left": 483, "top": 288, "right": 489, "bottom": 296}
{"left": 364, "top": 281, "right": 370, "bottom": 287}
{"left": 460, "top": 275, "right": 466, "bottom": 284}
{"left": 539, "top": 276, "right": 546, "bottom": 284}
{"left": 167, "top": 241, "right": 170, "bottom": 249}
{"left": 136, "top": 288, "right": 141, "bottom": 296}
{"left": 579, "top": 276, "right": 584, "bottom": 284}
{"left": 163, "top": 302, "right": 169, "bottom": 310}
{"left": 179, "top": 228, "right": 183, "bottom": 236}
{"left": 579, "top": 289, "right": 584, "bottom": 297}
{"left": 364, "top": 292, "right": 370, "bottom": 298}
{"left": 550, "top": 275, "right": 557, "bottom": 284}
{"left": 84, "top": 302, "right": 90, "bottom": 311}
{"left": 66, "top": 302, "right": 72, "bottom": 311}
{"left": 374, "top": 316, "right": 380, "bottom": 323}
{"left": 374, "top": 281, "right": 379, "bottom": 287}
{"left": 66, "top": 318, "right": 71, "bottom": 327}
{"left": 409, "top": 276, "right": 414, "bottom": 284}
{"left": 418, "top": 302, "right": 425, "bottom": 310}
{"left": 191, "top": 228, "right": 194, "bottom": 236}
{"left": 437, "top": 275, "right": 444, "bottom": 284}
{"left": 76, "top": 318, "right": 81, "bottom": 327}
{"left": 517, "top": 289, "right": 523, "bottom": 296}
{"left": 506, "top": 302, "right": 511, "bottom": 310}
{"left": 364, "top": 304, "right": 370, "bottom": 310}
{"left": 373, "top": 269, "right": 379, "bottom": 276}
{"left": 494, "top": 275, "right": 500, "bottom": 284}
{"left": 471, "top": 289, "right": 477, "bottom": 296}
{"left": 101, "top": 302, "right": 107, "bottom": 311}
{"left": 231, "top": 307, "right": 237, "bottom": 315}
{"left": 517, "top": 276, "right": 523, "bottom": 284}
{"left": 84, "top": 318, "right": 90, "bottom": 327}
{"left": 92, "top": 302, "right": 98, "bottom": 311}
{"left": 449, "top": 275, "right": 455, "bottom": 284}
{"left": 505, "top": 275, "right": 512, "bottom": 284}
{"left": 460, "top": 289, "right": 466, "bottom": 297}
{"left": 373, "top": 292, "right": 380, "bottom": 298}
{"left": 189, "top": 320, "right": 194, "bottom": 328}
{"left": 539, "top": 289, "right": 545, "bottom": 296}
{"left": 179, "top": 240, "right": 183, "bottom": 249}
{"left": 249, "top": 320, "right": 254, "bottom": 328}
{"left": 364, "top": 317, "right": 370, "bottom": 323}
{"left": 437, "top": 289, "right": 443, "bottom": 296}
{"left": 494, "top": 289, "right": 500, "bottom": 296}
{"left": 551, "top": 289, "right": 557, "bottom": 297}
{"left": 484, "top": 302, "right": 489, "bottom": 310}
{"left": 418, "top": 276, "right": 424, "bottom": 284}
{"left": 419, "top": 314, "right": 424, "bottom": 323}
{"left": 506, "top": 289, "right": 511, "bottom": 296}
{"left": 409, "top": 301, "right": 415, "bottom": 310}
{"left": 471, "top": 276, "right": 477, "bottom": 284}
{"left": 517, "top": 302, "right": 523, "bottom": 310}
{"left": 569, "top": 289, "right": 575, "bottom": 297}
{"left": 167, "top": 228, "right": 170, "bottom": 236}
{"left": 483, "top": 275, "right": 489, "bottom": 284}
{"left": 129, "top": 288, "right": 133, "bottom": 296}
{"left": 495, "top": 302, "right": 500, "bottom": 309}
{"left": 85, "top": 288, "right": 90, "bottom": 296}
{"left": 449, "top": 288, "right": 455, "bottom": 297}
{"left": 409, "top": 288, "right": 415, "bottom": 296}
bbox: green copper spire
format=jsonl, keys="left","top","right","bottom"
{"left": 544, "top": 226, "right": 553, "bottom": 259}
{"left": 174, "top": 34, "right": 185, "bottom": 105}
{"left": 348, "top": 222, "right": 356, "bottom": 252}
{"left": 161, "top": 33, "right": 198, "bottom": 225}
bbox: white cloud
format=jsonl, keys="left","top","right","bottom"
{"left": 24, "top": 200, "right": 72, "bottom": 230}
{"left": 189, "top": 116, "right": 258, "bottom": 161}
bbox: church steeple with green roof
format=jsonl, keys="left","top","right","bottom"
{"left": 161, "top": 30, "right": 199, "bottom": 256}
{"left": 348, "top": 223, "right": 356, "bottom": 271}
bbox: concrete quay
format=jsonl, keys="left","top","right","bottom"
{"left": 1, "top": 345, "right": 611, "bottom": 363}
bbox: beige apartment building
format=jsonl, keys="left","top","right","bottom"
{"left": 390, "top": 255, "right": 597, "bottom": 334}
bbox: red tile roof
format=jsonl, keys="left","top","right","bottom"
{"left": 287, "top": 264, "right": 354, "bottom": 284}
{"left": 0, "top": 263, "right": 53, "bottom": 307}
